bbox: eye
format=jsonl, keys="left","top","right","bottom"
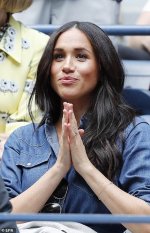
{"left": 76, "top": 53, "right": 87, "bottom": 61}
{"left": 53, "top": 53, "right": 64, "bottom": 61}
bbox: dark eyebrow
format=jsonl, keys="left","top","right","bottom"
{"left": 54, "top": 47, "right": 91, "bottom": 53}
{"left": 75, "top": 48, "right": 91, "bottom": 53}
{"left": 53, "top": 48, "right": 64, "bottom": 52}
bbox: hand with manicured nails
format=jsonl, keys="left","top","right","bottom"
{"left": 60, "top": 102, "right": 91, "bottom": 175}
{"left": 55, "top": 102, "right": 72, "bottom": 174}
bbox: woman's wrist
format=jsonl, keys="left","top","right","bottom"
{"left": 53, "top": 161, "right": 69, "bottom": 177}
{"left": 77, "top": 160, "right": 94, "bottom": 177}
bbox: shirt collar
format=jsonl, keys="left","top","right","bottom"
{"left": 0, "top": 15, "right": 22, "bottom": 63}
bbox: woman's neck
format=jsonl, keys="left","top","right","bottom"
{"left": 0, "top": 9, "right": 8, "bottom": 27}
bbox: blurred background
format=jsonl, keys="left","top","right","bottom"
{"left": 120, "top": 0, "right": 147, "bottom": 24}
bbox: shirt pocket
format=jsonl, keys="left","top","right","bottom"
{"left": 16, "top": 150, "right": 51, "bottom": 191}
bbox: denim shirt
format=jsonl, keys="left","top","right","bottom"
{"left": 1, "top": 117, "right": 150, "bottom": 233}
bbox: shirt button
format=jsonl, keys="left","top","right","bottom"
{"left": 27, "top": 163, "right": 31, "bottom": 166}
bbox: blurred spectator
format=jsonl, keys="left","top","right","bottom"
{"left": 120, "top": 0, "right": 150, "bottom": 60}
{"left": 128, "top": 0, "right": 150, "bottom": 52}
{"left": 0, "top": 0, "right": 49, "bottom": 158}
{"left": 14, "top": 0, "right": 123, "bottom": 54}
{"left": 14, "top": 0, "right": 122, "bottom": 25}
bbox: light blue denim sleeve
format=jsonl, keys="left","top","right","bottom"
{"left": 0, "top": 128, "right": 22, "bottom": 198}
{"left": 119, "top": 119, "right": 150, "bottom": 203}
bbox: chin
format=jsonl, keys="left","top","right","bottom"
{"left": 61, "top": 95, "right": 77, "bottom": 102}
{"left": 60, "top": 92, "right": 77, "bottom": 99}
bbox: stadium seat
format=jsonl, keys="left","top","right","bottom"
{"left": 123, "top": 60, "right": 150, "bottom": 90}
{"left": 122, "top": 88, "right": 150, "bottom": 123}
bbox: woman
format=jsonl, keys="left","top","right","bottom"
{"left": 0, "top": 0, "right": 49, "bottom": 157}
{"left": 1, "top": 21, "right": 150, "bottom": 233}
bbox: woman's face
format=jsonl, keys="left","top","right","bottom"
{"left": 51, "top": 28, "right": 99, "bottom": 103}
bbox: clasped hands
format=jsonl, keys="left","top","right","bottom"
{"left": 56, "top": 102, "right": 91, "bottom": 175}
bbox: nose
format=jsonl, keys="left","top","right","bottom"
{"left": 62, "top": 56, "right": 75, "bottom": 73}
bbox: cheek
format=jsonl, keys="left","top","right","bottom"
{"left": 82, "top": 64, "right": 99, "bottom": 82}
{"left": 51, "top": 61, "right": 61, "bottom": 75}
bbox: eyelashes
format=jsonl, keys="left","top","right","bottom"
{"left": 76, "top": 54, "right": 87, "bottom": 61}
{"left": 53, "top": 53, "right": 88, "bottom": 62}
{"left": 53, "top": 53, "right": 64, "bottom": 61}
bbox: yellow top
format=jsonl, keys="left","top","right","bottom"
{"left": 0, "top": 16, "right": 49, "bottom": 135}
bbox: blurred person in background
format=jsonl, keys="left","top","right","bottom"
{"left": 128, "top": 0, "right": 150, "bottom": 54}
{"left": 119, "top": 0, "right": 150, "bottom": 60}
{"left": 14, "top": 0, "right": 122, "bottom": 26}
{"left": 0, "top": 0, "right": 49, "bottom": 158}
{"left": 14, "top": 0, "right": 123, "bottom": 56}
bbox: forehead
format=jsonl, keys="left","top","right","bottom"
{"left": 55, "top": 28, "right": 93, "bottom": 49}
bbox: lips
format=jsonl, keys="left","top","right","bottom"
{"left": 59, "top": 76, "right": 78, "bottom": 84}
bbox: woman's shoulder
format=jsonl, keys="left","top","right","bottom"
{"left": 8, "top": 123, "right": 46, "bottom": 145}
{"left": 125, "top": 116, "right": 150, "bottom": 140}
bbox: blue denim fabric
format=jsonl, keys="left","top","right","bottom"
{"left": 1, "top": 117, "right": 150, "bottom": 233}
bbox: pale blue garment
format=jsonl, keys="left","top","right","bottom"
{"left": 141, "top": 115, "right": 150, "bottom": 124}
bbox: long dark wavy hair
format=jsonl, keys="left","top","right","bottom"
{"left": 29, "top": 21, "right": 136, "bottom": 180}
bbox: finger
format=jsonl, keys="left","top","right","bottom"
{"left": 61, "top": 110, "right": 69, "bottom": 143}
{"left": 63, "top": 102, "right": 68, "bottom": 111}
{"left": 63, "top": 102, "right": 73, "bottom": 112}
{"left": 78, "top": 129, "right": 84, "bottom": 137}
{"left": 63, "top": 122, "right": 69, "bottom": 141}
{"left": 68, "top": 104, "right": 76, "bottom": 124}
{"left": 62, "top": 102, "right": 70, "bottom": 126}
{"left": 63, "top": 109, "right": 68, "bottom": 124}
{"left": 68, "top": 109, "right": 78, "bottom": 135}
{"left": 68, "top": 103, "right": 73, "bottom": 111}
{"left": 67, "top": 112, "right": 79, "bottom": 140}
{"left": 60, "top": 123, "right": 69, "bottom": 148}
